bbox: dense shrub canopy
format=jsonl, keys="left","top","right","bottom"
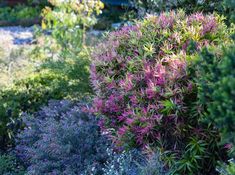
{"left": 197, "top": 44, "right": 235, "bottom": 152}
{"left": 15, "top": 100, "right": 110, "bottom": 175}
{"left": 91, "top": 10, "right": 231, "bottom": 148}
{"left": 91, "top": 11, "right": 233, "bottom": 174}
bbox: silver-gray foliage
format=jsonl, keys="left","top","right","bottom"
{"left": 15, "top": 100, "right": 110, "bottom": 175}
{"left": 103, "top": 149, "right": 169, "bottom": 175}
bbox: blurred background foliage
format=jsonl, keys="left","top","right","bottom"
{"left": 0, "top": 0, "right": 103, "bottom": 150}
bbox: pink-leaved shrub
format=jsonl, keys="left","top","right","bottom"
{"left": 90, "top": 11, "right": 232, "bottom": 173}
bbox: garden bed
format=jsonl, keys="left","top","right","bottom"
{"left": 0, "top": 17, "right": 40, "bottom": 27}
{"left": 0, "top": 0, "right": 234, "bottom": 174}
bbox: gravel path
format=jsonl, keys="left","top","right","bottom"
{"left": 0, "top": 26, "right": 34, "bottom": 52}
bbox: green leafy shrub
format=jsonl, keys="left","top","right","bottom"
{"left": 15, "top": 100, "right": 110, "bottom": 175}
{"left": 196, "top": 43, "right": 235, "bottom": 154}
{"left": 0, "top": 52, "right": 92, "bottom": 150}
{"left": 0, "top": 5, "right": 41, "bottom": 26}
{"left": 41, "top": 0, "right": 104, "bottom": 52}
{"left": 91, "top": 11, "right": 233, "bottom": 174}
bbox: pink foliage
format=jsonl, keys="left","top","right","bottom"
{"left": 90, "top": 11, "right": 223, "bottom": 149}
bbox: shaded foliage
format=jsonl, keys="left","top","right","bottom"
{"left": 196, "top": 43, "right": 235, "bottom": 155}
{"left": 0, "top": 154, "right": 24, "bottom": 175}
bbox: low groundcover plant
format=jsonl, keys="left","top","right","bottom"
{"left": 15, "top": 100, "right": 110, "bottom": 175}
